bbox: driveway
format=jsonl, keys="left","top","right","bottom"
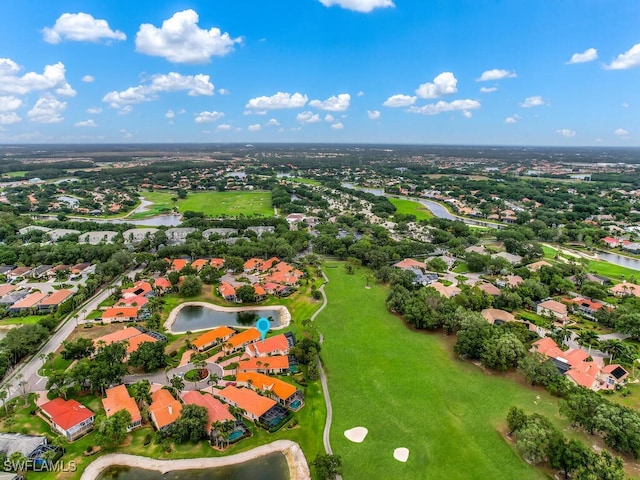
{"left": 122, "top": 361, "right": 224, "bottom": 391}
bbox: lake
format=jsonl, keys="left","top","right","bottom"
{"left": 597, "top": 251, "right": 640, "bottom": 272}
{"left": 172, "top": 305, "right": 284, "bottom": 332}
{"left": 97, "top": 452, "right": 289, "bottom": 480}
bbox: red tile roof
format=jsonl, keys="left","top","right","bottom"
{"left": 11, "top": 291, "right": 47, "bottom": 309}
{"left": 217, "top": 386, "right": 275, "bottom": 418}
{"left": 238, "top": 355, "right": 289, "bottom": 372}
{"left": 153, "top": 277, "right": 171, "bottom": 290}
{"left": 219, "top": 282, "right": 236, "bottom": 298}
{"left": 123, "top": 281, "right": 152, "bottom": 298}
{"left": 225, "top": 328, "right": 260, "bottom": 350}
{"left": 41, "top": 398, "right": 93, "bottom": 431}
{"left": 210, "top": 258, "right": 225, "bottom": 269}
{"left": 393, "top": 258, "right": 426, "bottom": 270}
{"left": 0, "top": 284, "right": 16, "bottom": 297}
{"left": 149, "top": 389, "right": 182, "bottom": 429}
{"left": 250, "top": 333, "right": 289, "bottom": 357}
{"left": 192, "top": 326, "right": 235, "bottom": 349}
{"left": 190, "top": 259, "right": 209, "bottom": 271}
{"left": 170, "top": 259, "right": 188, "bottom": 272}
{"left": 102, "top": 306, "right": 140, "bottom": 320}
{"left": 181, "top": 391, "right": 234, "bottom": 431}
{"left": 243, "top": 258, "right": 263, "bottom": 271}
{"left": 237, "top": 372, "right": 298, "bottom": 401}
{"left": 103, "top": 385, "right": 141, "bottom": 424}
{"left": 39, "top": 289, "right": 73, "bottom": 307}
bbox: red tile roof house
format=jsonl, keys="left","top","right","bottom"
{"left": 169, "top": 258, "right": 189, "bottom": 272}
{"left": 218, "top": 282, "right": 237, "bottom": 302}
{"left": 101, "top": 306, "right": 140, "bottom": 324}
{"left": 153, "top": 277, "right": 172, "bottom": 293}
{"left": 223, "top": 328, "right": 261, "bottom": 354}
{"left": 38, "top": 289, "right": 74, "bottom": 312}
{"left": 243, "top": 258, "right": 263, "bottom": 273}
{"left": 253, "top": 284, "right": 267, "bottom": 302}
{"left": 149, "top": 389, "right": 182, "bottom": 431}
{"left": 247, "top": 333, "right": 291, "bottom": 357}
{"left": 238, "top": 355, "right": 290, "bottom": 375}
{"left": 610, "top": 282, "right": 640, "bottom": 298}
{"left": 122, "top": 281, "right": 153, "bottom": 299}
{"left": 9, "top": 291, "right": 48, "bottom": 313}
{"left": 536, "top": 299, "right": 569, "bottom": 325}
{"left": 210, "top": 258, "right": 225, "bottom": 269}
{"left": 40, "top": 398, "right": 94, "bottom": 441}
{"left": 190, "top": 258, "right": 210, "bottom": 272}
{"left": 259, "top": 257, "right": 280, "bottom": 273}
{"left": 602, "top": 237, "right": 621, "bottom": 248}
{"left": 6, "top": 266, "right": 32, "bottom": 281}
{"left": 564, "top": 297, "right": 608, "bottom": 319}
{"left": 181, "top": 391, "right": 235, "bottom": 443}
{"left": 191, "top": 326, "right": 235, "bottom": 352}
{"left": 215, "top": 385, "right": 279, "bottom": 423}
{"left": 393, "top": 258, "right": 427, "bottom": 270}
{"left": 236, "top": 372, "right": 304, "bottom": 411}
{"left": 531, "top": 338, "right": 629, "bottom": 391}
{"left": 102, "top": 385, "right": 142, "bottom": 432}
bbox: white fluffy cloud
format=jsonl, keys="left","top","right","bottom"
{"left": 383, "top": 94, "right": 416, "bottom": 107}
{"left": 309, "top": 93, "right": 351, "bottom": 111}
{"left": 520, "top": 96, "right": 546, "bottom": 108}
{"left": 476, "top": 69, "right": 517, "bottom": 81}
{"left": 567, "top": 48, "right": 598, "bottom": 64}
{"left": 248, "top": 124, "right": 262, "bottom": 132}
{"left": 480, "top": 87, "right": 497, "bottom": 93}
{"left": 43, "top": 12, "right": 126, "bottom": 44}
{"left": 606, "top": 43, "right": 640, "bottom": 70}
{"left": 81, "top": 75, "right": 95, "bottom": 83}
{"left": 318, "top": 0, "right": 395, "bottom": 13}
{"left": 614, "top": 128, "right": 629, "bottom": 136}
{"left": 408, "top": 99, "right": 481, "bottom": 115}
{"left": 103, "top": 73, "right": 214, "bottom": 107}
{"left": 266, "top": 118, "right": 280, "bottom": 127}
{"left": 296, "top": 111, "right": 321, "bottom": 124}
{"left": 195, "top": 111, "right": 224, "bottom": 124}
{"left": 324, "top": 114, "right": 335, "bottom": 123}
{"left": 74, "top": 119, "right": 97, "bottom": 127}
{"left": 505, "top": 115, "right": 520, "bottom": 124}
{"left": 87, "top": 107, "right": 102, "bottom": 114}
{"left": 165, "top": 109, "right": 176, "bottom": 119}
{"left": 135, "top": 9, "right": 241, "bottom": 64}
{"left": 367, "top": 110, "right": 381, "bottom": 120}
{"left": 216, "top": 123, "right": 232, "bottom": 131}
{"left": 27, "top": 94, "right": 67, "bottom": 123}
{"left": 218, "top": 88, "right": 230, "bottom": 95}
{"left": 0, "top": 113, "right": 20, "bottom": 125}
{"left": 245, "top": 92, "right": 308, "bottom": 112}
{"left": 331, "top": 122, "right": 344, "bottom": 129}
{"left": 0, "top": 96, "right": 22, "bottom": 112}
{"left": 556, "top": 129, "right": 576, "bottom": 137}
{"left": 0, "top": 59, "right": 76, "bottom": 97}
{"left": 415, "top": 72, "right": 457, "bottom": 99}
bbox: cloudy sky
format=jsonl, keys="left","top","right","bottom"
{"left": 0, "top": 0, "right": 639, "bottom": 145}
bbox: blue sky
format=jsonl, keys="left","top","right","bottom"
{"left": 0, "top": 0, "right": 639, "bottom": 145}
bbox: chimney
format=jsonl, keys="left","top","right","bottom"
{"left": 168, "top": 405, "right": 172, "bottom": 415}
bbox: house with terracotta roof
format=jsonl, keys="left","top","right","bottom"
{"left": 531, "top": 338, "right": 629, "bottom": 391}
{"left": 153, "top": 277, "right": 172, "bottom": 293}
{"left": 101, "top": 306, "right": 140, "bottom": 323}
{"left": 40, "top": 398, "right": 94, "bottom": 441}
{"left": 192, "top": 326, "right": 235, "bottom": 352}
{"left": 115, "top": 295, "right": 149, "bottom": 309}
{"left": 610, "top": 282, "right": 640, "bottom": 298}
{"left": 9, "top": 291, "right": 48, "bottom": 312}
{"left": 180, "top": 391, "right": 234, "bottom": 434}
{"left": 248, "top": 333, "right": 292, "bottom": 357}
{"left": 430, "top": 282, "right": 461, "bottom": 299}
{"left": 536, "top": 299, "right": 569, "bottom": 323}
{"left": 38, "top": 289, "right": 74, "bottom": 312}
{"left": 216, "top": 386, "right": 288, "bottom": 428}
{"left": 210, "top": 258, "right": 225, "bottom": 269}
{"left": 218, "top": 282, "right": 237, "bottom": 302}
{"left": 102, "top": 385, "right": 142, "bottom": 431}
{"left": 237, "top": 355, "right": 291, "bottom": 375}
{"left": 393, "top": 258, "right": 426, "bottom": 270}
{"left": 70, "top": 263, "right": 91, "bottom": 276}
{"left": 527, "top": 260, "right": 553, "bottom": 272}
{"left": 243, "top": 258, "right": 263, "bottom": 273}
{"left": 602, "top": 237, "right": 621, "bottom": 248}
{"left": 476, "top": 282, "right": 501, "bottom": 296}
{"left": 259, "top": 257, "right": 280, "bottom": 272}
{"left": 236, "top": 372, "right": 304, "bottom": 411}
{"left": 93, "top": 326, "right": 163, "bottom": 357}
{"left": 496, "top": 275, "right": 524, "bottom": 289}
{"left": 262, "top": 282, "right": 280, "bottom": 295}
{"left": 0, "top": 284, "right": 16, "bottom": 298}
{"left": 481, "top": 308, "right": 516, "bottom": 325}
{"left": 190, "top": 259, "right": 209, "bottom": 272}
{"left": 6, "top": 267, "right": 32, "bottom": 281}
{"left": 169, "top": 258, "right": 189, "bottom": 272}
{"left": 223, "top": 328, "right": 261, "bottom": 354}
{"left": 565, "top": 296, "right": 608, "bottom": 319}
{"left": 122, "top": 281, "right": 153, "bottom": 299}
{"left": 265, "top": 272, "right": 300, "bottom": 286}
{"left": 253, "top": 284, "right": 267, "bottom": 301}
{"left": 149, "top": 389, "right": 182, "bottom": 431}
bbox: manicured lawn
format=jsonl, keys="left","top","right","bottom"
{"left": 316, "top": 263, "right": 569, "bottom": 480}
{"left": 1, "top": 315, "right": 46, "bottom": 325}
{"left": 389, "top": 198, "right": 434, "bottom": 221}
{"left": 289, "top": 177, "right": 321, "bottom": 186}
{"left": 452, "top": 262, "right": 470, "bottom": 273}
{"left": 585, "top": 259, "right": 640, "bottom": 282}
{"left": 1, "top": 170, "right": 27, "bottom": 178}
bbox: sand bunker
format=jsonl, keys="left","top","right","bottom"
{"left": 393, "top": 448, "right": 409, "bottom": 462}
{"left": 344, "top": 427, "right": 368, "bottom": 443}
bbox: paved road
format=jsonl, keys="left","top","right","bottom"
{"left": 122, "top": 362, "right": 223, "bottom": 391}
{"left": 1, "top": 269, "right": 139, "bottom": 400}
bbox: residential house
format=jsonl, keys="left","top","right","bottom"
{"left": 7, "top": 266, "right": 32, "bottom": 281}
{"left": 169, "top": 258, "right": 189, "bottom": 272}
{"left": 149, "top": 389, "right": 182, "bottom": 431}
{"left": 166, "top": 227, "right": 197, "bottom": 245}
{"left": 216, "top": 385, "right": 288, "bottom": 428}
{"left": 180, "top": 391, "right": 235, "bottom": 438}
{"left": 476, "top": 282, "right": 501, "bottom": 296}
{"left": 496, "top": 275, "right": 524, "bottom": 289}
{"left": 464, "top": 245, "right": 487, "bottom": 255}
{"left": 492, "top": 252, "right": 523, "bottom": 265}
{"left": 123, "top": 228, "right": 158, "bottom": 245}
{"left": 153, "top": 277, "right": 172, "bottom": 293}
{"left": 30, "top": 265, "right": 53, "bottom": 279}
{"left": 102, "top": 385, "right": 142, "bottom": 431}
{"left": 40, "top": 398, "right": 94, "bottom": 441}
{"left": 122, "top": 281, "right": 153, "bottom": 299}
{"left": 203, "top": 228, "right": 238, "bottom": 239}
{"left": 223, "top": 328, "right": 261, "bottom": 354}
{"left": 247, "top": 226, "right": 275, "bottom": 237}
{"left": 190, "top": 258, "right": 209, "bottom": 272}
{"left": 236, "top": 372, "right": 304, "bottom": 411}
{"left": 430, "top": 282, "right": 461, "bottom": 299}
{"left": 46, "top": 264, "right": 69, "bottom": 278}
{"left": 262, "top": 282, "right": 280, "bottom": 295}
{"left": 70, "top": 263, "right": 92, "bottom": 277}
{"left": 237, "top": 355, "right": 291, "bottom": 375}
{"left": 0, "top": 290, "right": 28, "bottom": 306}
{"left": 536, "top": 299, "right": 569, "bottom": 324}
{"left": 218, "top": 282, "right": 237, "bottom": 302}
{"left": 253, "top": 284, "right": 267, "bottom": 301}
{"left": 565, "top": 297, "right": 607, "bottom": 319}
{"left": 243, "top": 258, "right": 263, "bottom": 273}
{"left": 410, "top": 268, "right": 439, "bottom": 287}
{"left": 210, "top": 258, "right": 225, "bottom": 269}
{"left": 0, "top": 433, "right": 57, "bottom": 468}
{"left": 259, "top": 257, "right": 281, "bottom": 273}
{"left": 9, "top": 292, "right": 47, "bottom": 312}
{"left": 0, "top": 284, "right": 16, "bottom": 298}
{"left": 481, "top": 308, "right": 516, "bottom": 325}
{"left": 78, "top": 231, "right": 118, "bottom": 245}
{"left": 610, "top": 282, "right": 640, "bottom": 298}
{"left": 93, "top": 326, "right": 163, "bottom": 357}
{"left": 47, "top": 229, "right": 80, "bottom": 242}
{"left": 0, "top": 265, "right": 15, "bottom": 275}
{"left": 393, "top": 258, "right": 427, "bottom": 270}
{"left": 38, "top": 289, "right": 73, "bottom": 312}
{"left": 101, "top": 306, "right": 140, "bottom": 323}
{"left": 248, "top": 333, "right": 292, "bottom": 357}
{"left": 602, "top": 237, "right": 621, "bottom": 248}
{"left": 192, "top": 326, "right": 235, "bottom": 352}
{"left": 527, "top": 260, "right": 553, "bottom": 272}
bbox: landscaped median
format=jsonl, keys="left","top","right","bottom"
{"left": 315, "top": 262, "right": 571, "bottom": 480}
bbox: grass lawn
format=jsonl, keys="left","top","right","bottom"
{"left": 130, "top": 191, "right": 273, "bottom": 219}
{"left": 1, "top": 315, "right": 46, "bottom": 325}
{"left": 1, "top": 170, "right": 27, "bottom": 178}
{"left": 316, "top": 263, "right": 570, "bottom": 480}
{"left": 389, "top": 198, "right": 434, "bottom": 221}
{"left": 452, "top": 262, "right": 470, "bottom": 274}
{"left": 585, "top": 258, "right": 640, "bottom": 282}
{"left": 289, "top": 177, "right": 321, "bottom": 186}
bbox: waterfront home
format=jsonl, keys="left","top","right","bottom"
{"left": 149, "top": 389, "right": 182, "bottom": 431}
{"left": 102, "top": 385, "right": 142, "bottom": 431}
{"left": 536, "top": 299, "right": 569, "bottom": 323}
{"left": 192, "top": 326, "right": 236, "bottom": 352}
{"left": 218, "top": 282, "right": 237, "bottom": 302}
{"left": 248, "top": 333, "right": 293, "bottom": 357}
{"left": 236, "top": 372, "right": 304, "bottom": 411}
{"left": 223, "top": 328, "right": 261, "bottom": 354}
{"left": 610, "top": 282, "right": 640, "bottom": 298}
{"left": 180, "top": 391, "right": 237, "bottom": 444}
{"left": 237, "top": 355, "right": 291, "bottom": 375}
{"left": 101, "top": 306, "right": 140, "bottom": 323}
{"left": 38, "top": 289, "right": 74, "bottom": 312}
{"left": 216, "top": 385, "right": 288, "bottom": 429}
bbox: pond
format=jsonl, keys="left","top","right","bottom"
{"left": 97, "top": 452, "right": 289, "bottom": 480}
{"left": 597, "top": 251, "right": 640, "bottom": 272}
{"left": 172, "top": 305, "right": 284, "bottom": 332}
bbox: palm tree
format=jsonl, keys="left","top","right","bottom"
{"left": 208, "top": 373, "right": 220, "bottom": 386}
{"left": 576, "top": 329, "right": 599, "bottom": 350}
{"left": 602, "top": 339, "right": 625, "bottom": 361}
